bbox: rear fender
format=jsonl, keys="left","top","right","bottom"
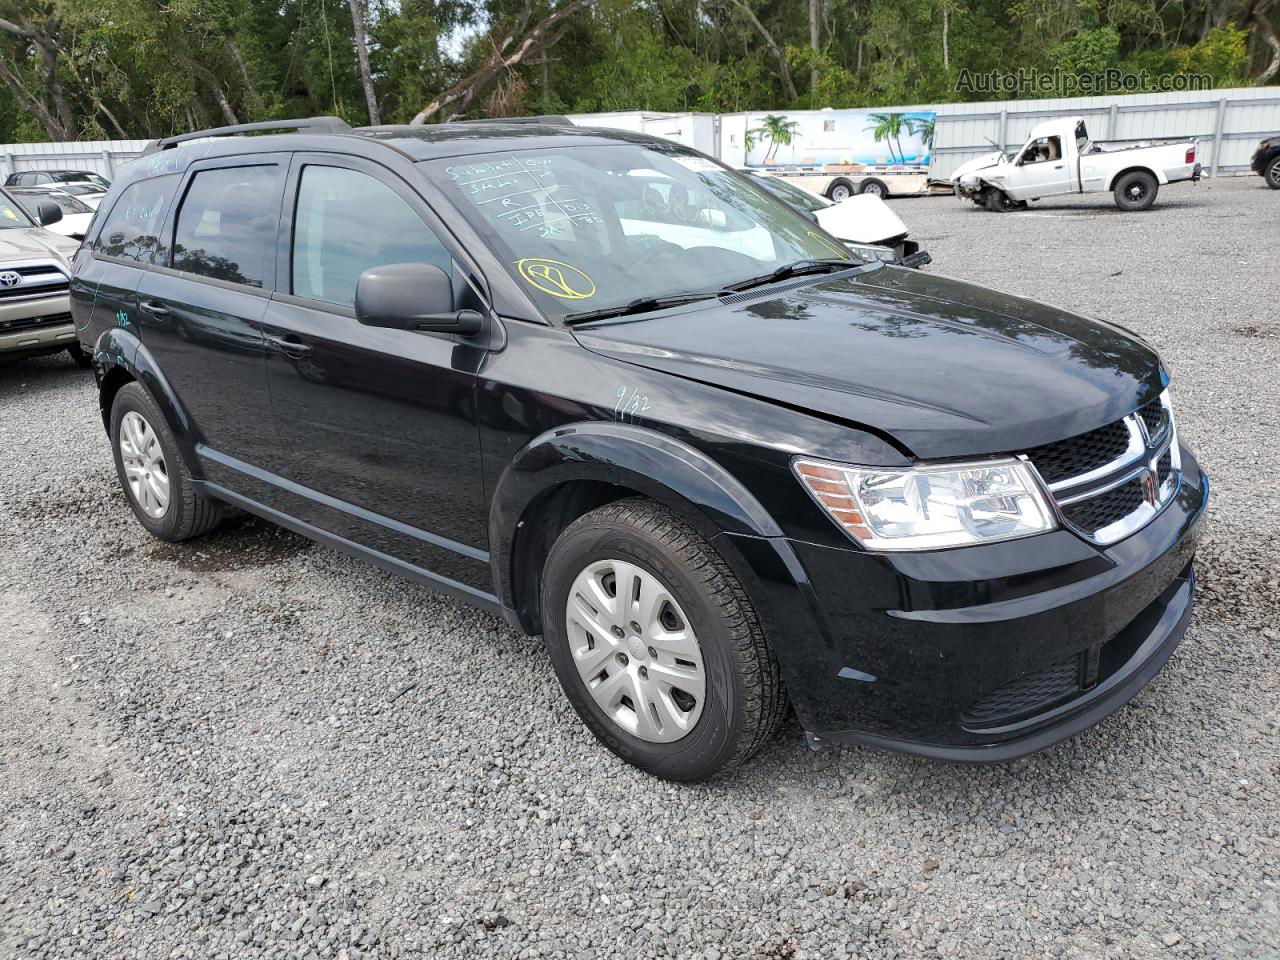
{"left": 92, "top": 327, "right": 199, "bottom": 469}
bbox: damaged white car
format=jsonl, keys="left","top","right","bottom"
{"left": 744, "top": 170, "right": 931, "bottom": 267}
{"left": 952, "top": 116, "right": 1201, "bottom": 213}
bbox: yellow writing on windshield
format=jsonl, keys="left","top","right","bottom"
{"left": 516, "top": 258, "right": 596, "bottom": 300}
{"left": 806, "top": 230, "right": 852, "bottom": 260}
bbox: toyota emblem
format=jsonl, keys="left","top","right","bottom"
{"left": 0, "top": 270, "right": 21, "bottom": 287}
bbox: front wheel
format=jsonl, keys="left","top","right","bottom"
{"left": 1113, "top": 171, "right": 1159, "bottom": 211}
{"left": 540, "top": 498, "right": 786, "bottom": 781}
{"left": 985, "top": 187, "right": 1023, "bottom": 212}
{"left": 827, "top": 180, "right": 854, "bottom": 202}
{"left": 1265, "top": 157, "right": 1280, "bottom": 189}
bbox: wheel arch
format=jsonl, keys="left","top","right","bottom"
{"left": 92, "top": 328, "right": 198, "bottom": 466}
{"left": 1108, "top": 165, "right": 1162, "bottom": 190}
{"left": 490, "top": 422, "right": 784, "bottom": 636}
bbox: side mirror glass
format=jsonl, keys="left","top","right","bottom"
{"left": 355, "top": 262, "right": 482, "bottom": 335}
{"left": 37, "top": 201, "right": 62, "bottom": 227}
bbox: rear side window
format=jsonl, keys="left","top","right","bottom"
{"left": 172, "top": 166, "right": 280, "bottom": 288}
{"left": 92, "top": 175, "right": 180, "bottom": 263}
{"left": 291, "top": 165, "right": 452, "bottom": 308}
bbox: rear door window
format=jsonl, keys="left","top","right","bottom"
{"left": 172, "top": 165, "right": 282, "bottom": 289}
{"left": 91, "top": 175, "right": 180, "bottom": 263}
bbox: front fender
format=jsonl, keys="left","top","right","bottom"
{"left": 488, "top": 421, "right": 785, "bottom": 623}
{"left": 93, "top": 327, "right": 199, "bottom": 469}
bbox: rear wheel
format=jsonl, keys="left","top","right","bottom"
{"left": 1113, "top": 171, "right": 1159, "bottom": 211}
{"left": 1265, "top": 156, "right": 1280, "bottom": 189}
{"left": 109, "top": 382, "right": 222, "bottom": 541}
{"left": 858, "top": 178, "right": 888, "bottom": 199}
{"left": 540, "top": 498, "right": 785, "bottom": 781}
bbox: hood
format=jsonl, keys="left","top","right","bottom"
{"left": 813, "top": 194, "right": 907, "bottom": 246}
{"left": 0, "top": 227, "right": 77, "bottom": 264}
{"left": 951, "top": 151, "right": 1006, "bottom": 184}
{"left": 574, "top": 266, "right": 1164, "bottom": 459}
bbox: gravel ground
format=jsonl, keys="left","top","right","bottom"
{"left": 2, "top": 175, "right": 1278, "bottom": 960}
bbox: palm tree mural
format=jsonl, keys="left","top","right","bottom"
{"left": 907, "top": 115, "right": 935, "bottom": 152}
{"left": 866, "top": 112, "right": 908, "bottom": 163}
{"left": 749, "top": 114, "right": 800, "bottom": 164}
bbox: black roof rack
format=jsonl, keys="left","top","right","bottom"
{"left": 449, "top": 115, "right": 573, "bottom": 126}
{"left": 141, "top": 116, "right": 352, "bottom": 155}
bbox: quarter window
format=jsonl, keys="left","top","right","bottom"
{"left": 172, "top": 166, "right": 280, "bottom": 288}
{"left": 91, "top": 175, "right": 180, "bottom": 263}
{"left": 291, "top": 165, "right": 452, "bottom": 308}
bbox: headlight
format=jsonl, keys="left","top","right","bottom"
{"left": 844, "top": 241, "right": 897, "bottom": 263}
{"left": 794, "top": 457, "right": 1057, "bottom": 550}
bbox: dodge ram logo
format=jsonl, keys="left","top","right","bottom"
{"left": 0, "top": 270, "right": 22, "bottom": 287}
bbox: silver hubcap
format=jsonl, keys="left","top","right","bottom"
{"left": 118, "top": 411, "right": 169, "bottom": 519}
{"left": 565, "top": 559, "right": 705, "bottom": 743}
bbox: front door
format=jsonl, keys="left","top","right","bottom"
{"left": 1011, "top": 136, "right": 1074, "bottom": 198}
{"left": 260, "top": 154, "right": 490, "bottom": 587}
{"left": 133, "top": 158, "right": 285, "bottom": 474}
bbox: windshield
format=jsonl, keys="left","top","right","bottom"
{"left": 420, "top": 143, "right": 851, "bottom": 320}
{"left": 747, "top": 173, "right": 829, "bottom": 213}
{"left": 0, "top": 194, "right": 36, "bottom": 229}
{"left": 13, "top": 191, "right": 90, "bottom": 215}
{"left": 53, "top": 172, "right": 110, "bottom": 189}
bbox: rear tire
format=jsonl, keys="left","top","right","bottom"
{"left": 540, "top": 498, "right": 785, "bottom": 781}
{"left": 1265, "top": 157, "right": 1280, "bottom": 189}
{"left": 858, "top": 178, "right": 888, "bottom": 199}
{"left": 1113, "top": 171, "right": 1159, "bottom": 211}
{"left": 109, "top": 382, "right": 222, "bottom": 542}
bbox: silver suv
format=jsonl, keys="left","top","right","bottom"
{"left": 0, "top": 188, "right": 84, "bottom": 365}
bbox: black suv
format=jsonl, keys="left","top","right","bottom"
{"left": 71, "top": 117, "right": 1207, "bottom": 781}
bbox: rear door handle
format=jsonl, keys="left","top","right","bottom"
{"left": 266, "top": 334, "right": 312, "bottom": 358}
{"left": 139, "top": 299, "right": 170, "bottom": 317}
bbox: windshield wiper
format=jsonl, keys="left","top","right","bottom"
{"left": 721, "top": 258, "right": 857, "bottom": 293}
{"left": 563, "top": 291, "right": 727, "bottom": 325}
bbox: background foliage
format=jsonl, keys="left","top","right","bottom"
{"left": 0, "top": 0, "right": 1276, "bottom": 142}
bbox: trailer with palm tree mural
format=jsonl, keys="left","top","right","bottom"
{"left": 730, "top": 109, "right": 942, "bottom": 199}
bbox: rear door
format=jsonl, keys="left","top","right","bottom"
{"left": 259, "top": 153, "right": 490, "bottom": 585}
{"left": 133, "top": 156, "right": 285, "bottom": 475}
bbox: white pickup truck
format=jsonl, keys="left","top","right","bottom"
{"left": 952, "top": 116, "right": 1201, "bottom": 212}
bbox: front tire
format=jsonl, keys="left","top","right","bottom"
{"left": 858, "top": 178, "right": 888, "bottom": 199}
{"left": 541, "top": 499, "right": 785, "bottom": 781}
{"left": 985, "top": 187, "right": 1023, "bottom": 212}
{"left": 1265, "top": 157, "right": 1280, "bottom": 189}
{"left": 109, "top": 382, "right": 222, "bottom": 541}
{"left": 1113, "top": 171, "right": 1158, "bottom": 211}
{"left": 827, "top": 179, "right": 854, "bottom": 202}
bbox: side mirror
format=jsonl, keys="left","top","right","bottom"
{"left": 37, "top": 201, "right": 62, "bottom": 227}
{"left": 354, "top": 262, "right": 482, "bottom": 335}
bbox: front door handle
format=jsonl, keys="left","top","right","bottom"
{"left": 139, "top": 299, "right": 170, "bottom": 317}
{"left": 266, "top": 334, "right": 312, "bottom": 359}
{"left": 1053, "top": 164, "right": 1064, "bottom": 169}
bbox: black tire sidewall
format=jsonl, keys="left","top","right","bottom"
{"left": 828, "top": 180, "right": 853, "bottom": 202}
{"left": 109, "top": 384, "right": 188, "bottom": 540}
{"left": 1266, "top": 158, "right": 1280, "bottom": 189}
{"left": 542, "top": 519, "right": 745, "bottom": 781}
{"left": 859, "top": 178, "right": 887, "bottom": 198}
{"left": 1114, "top": 172, "right": 1158, "bottom": 210}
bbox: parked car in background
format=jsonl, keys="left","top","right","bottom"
{"left": 1252, "top": 136, "right": 1280, "bottom": 188}
{"left": 744, "top": 169, "right": 930, "bottom": 267}
{"left": 8, "top": 186, "right": 94, "bottom": 240}
{"left": 953, "top": 117, "right": 1201, "bottom": 211}
{"left": 73, "top": 117, "right": 1205, "bottom": 782}
{"left": 0, "top": 191, "right": 85, "bottom": 366}
{"left": 6, "top": 169, "right": 111, "bottom": 190}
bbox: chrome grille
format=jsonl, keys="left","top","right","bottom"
{"left": 0, "top": 259, "right": 70, "bottom": 301}
{"left": 1024, "top": 390, "right": 1180, "bottom": 546}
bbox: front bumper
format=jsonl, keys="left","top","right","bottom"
{"left": 0, "top": 314, "right": 76, "bottom": 357}
{"left": 724, "top": 448, "right": 1208, "bottom": 762}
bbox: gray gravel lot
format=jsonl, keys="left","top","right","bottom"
{"left": 2, "top": 176, "right": 1278, "bottom": 960}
